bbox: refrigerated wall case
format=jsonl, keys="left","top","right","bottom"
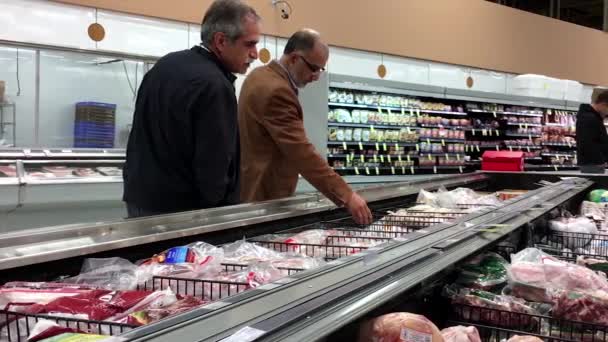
{"left": 0, "top": 148, "right": 125, "bottom": 232}
{"left": 325, "top": 75, "right": 584, "bottom": 176}
{"left": 3, "top": 172, "right": 608, "bottom": 342}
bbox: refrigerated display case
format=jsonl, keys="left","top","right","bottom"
{"left": 2, "top": 172, "right": 608, "bottom": 342}
{"left": 0, "top": 148, "right": 126, "bottom": 232}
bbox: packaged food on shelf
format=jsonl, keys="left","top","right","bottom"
{"left": 0, "top": 165, "right": 17, "bottom": 177}
{"left": 336, "top": 129, "right": 345, "bottom": 141}
{"left": 351, "top": 110, "right": 361, "bottom": 124}
{"left": 376, "top": 130, "right": 385, "bottom": 142}
{"left": 335, "top": 109, "right": 352, "bottom": 123}
{"left": 358, "top": 312, "right": 443, "bottom": 342}
{"left": 455, "top": 252, "right": 509, "bottom": 290}
{"left": 344, "top": 129, "right": 353, "bottom": 141}
{"left": 507, "top": 336, "right": 544, "bottom": 342}
{"left": 440, "top": 326, "right": 481, "bottom": 342}
{"left": 362, "top": 129, "right": 370, "bottom": 142}
{"left": 327, "top": 110, "right": 337, "bottom": 123}
{"left": 359, "top": 110, "right": 369, "bottom": 124}
{"left": 96, "top": 167, "right": 122, "bottom": 177}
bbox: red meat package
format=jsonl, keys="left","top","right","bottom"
{"left": 552, "top": 289, "right": 608, "bottom": 326}
{"left": 0, "top": 285, "right": 95, "bottom": 313}
{"left": 441, "top": 326, "right": 481, "bottom": 342}
{"left": 25, "top": 289, "right": 151, "bottom": 321}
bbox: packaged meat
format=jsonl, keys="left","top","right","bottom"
{"left": 63, "top": 257, "right": 140, "bottom": 291}
{"left": 284, "top": 229, "right": 334, "bottom": 245}
{"left": 202, "top": 263, "right": 285, "bottom": 301}
{"left": 222, "top": 240, "right": 284, "bottom": 265}
{"left": 125, "top": 295, "right": 204, "bottom": 326}
{"left": 25, "top": 289, "right": 152, "bottom": 321}
{"left": 107, "top": 288, "right": 181, "bottom": 323}
{"left": 73, "top": 168, "right": 103, "bottom": 177}
{"left": 0, "top": 286, "right": 94, "bottom": 313}
{"left": 137, "top": 242, "right": 224, "bottom": 281}
{"left": 42, "top": 166, "right": 75, "bottom": 178}
{"left": 548, "top": 217, "right": 597, "bottom": 249}
{"left": 441, "top": 326, "right": 481, "bottom": 342}
{"left": 508, "top": 248, "right": 608, "bottom": 302}
{"left": 96, "top": 167, "right": 122, "bottom": 177}
{"left": 552, "top": 289, "right": 608, "bottom": 326}
{"left": 0, "top": 165, "right": 17, "bottom": 177}
{"left": 456, "top": 252, "right": 509, "bottom": 290}
{"left": 26, "top": 319, "right": 112, "bottom": 342}
{"left": 577, "top": 256, "right": 608, "bottom": 272}
{"left": 358, "top": 312, "right": 444, "bottom": 342}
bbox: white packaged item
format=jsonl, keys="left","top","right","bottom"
{"left": 336, "top": 129, "right": 344, "bottom": 141}
{"left": 360, "top": 111, "right": 369, "bottom": 124}
{"left": 362, "top": 129, "right": 370, "bottom": 142}
{"left": 353, "top": 128, "right": 362, "bottom": 142}
{"left": 351, "top": 110, "right": 361, "bottom": 124}
{"left": 344, "top": 129, "right": 353, "bottom": 141}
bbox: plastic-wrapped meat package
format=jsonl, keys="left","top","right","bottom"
{"left": 124, "top": 295, "right": 205, "bottom": 326}
{"left": 108, "top": 288, "right": 182, "bottom": 324}
{"left": 284, "top": 229, "right": 334, "bottom": 245}
{"left": 441, "top": 326, "right": 481, "bottom": 342}
{"left": 221, "top": 240, "right": 284, "bottom": 265}
{"left": 577, "top": 256, "right": 608, "bottom": 273}
{"left": 24, "top": 289, "right": 152, "bottom": 321}
{"left": 548, "top": 217, "right": 598, "bottom": 249}
{"left": 268, "top": 254, "right": 325, "bottom": 275}
{"left": 42, "top": 166, "right": 75, "bottom": 178}
{"left": 456, "top": 253, "right": 509, "bottom": 290}
{"left": 0, "top": 285, "right": 95, "bottom": 313}
{"left": 137, "top": 242, "right": 224, "bottom": 287}
{"left": 73, "top": 168, "right": 103, "bottom": 177}
{"left": 63, "top": 257, "right": 140, "bottom": 291}
{"left": 96, "top": 167, "right": 122, "bottom": 177}
{"left": 202, "top": 263, "right": 285, "bottom": 301}
{"left": 27, "top": 171, "right": 55, "bottom": 179}
{"left": 508, "top": 248, "right": 608, "bottom": 303}
{"left": 416, "top": 189, "right": 440, "bottom": 207}
{"left": 0, "top": 165, "right": 17, "bottom": 177}
{"left": 552, "top": 289, "right": 608, "bottom": 326}
{"left": 580, "top": 201, "right": 608, "bottom": 222}
{"left": 357, "top": 312, "right": 444, "bottom": 342}
{"left": 447, "top": 286, "right": 544, "bottom": 328}
{"left": 26, "top": 319, "right": 117, "bottom": 342}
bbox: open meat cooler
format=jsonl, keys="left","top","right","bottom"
{"left": 1, "top": 172, "right": 608, "bottom": 342}
{"left": 0, "top": 148, "right": 125, "bottom": 232}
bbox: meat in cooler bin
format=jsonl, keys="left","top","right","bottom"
{"left": 0, "top": 186, "right": 516, "bottom": 341}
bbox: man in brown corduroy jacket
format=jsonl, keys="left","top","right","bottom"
{"left": 238, "top": 29, "right": 372, "bottom": 224}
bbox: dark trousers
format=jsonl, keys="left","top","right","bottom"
{"left": 125, "top": 203, "right": 168, "bottom": 218}
{"left": 579, "top": 165, "right": 605, "bottom": 174}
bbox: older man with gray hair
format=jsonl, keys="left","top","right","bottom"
{"left": 239, "top": 29, "right": 373, "bottom": 224}
{"left": 123, "top": 0, "right": 261, "bottom": 218}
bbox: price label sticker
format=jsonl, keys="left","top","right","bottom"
{"left": 370, "top": 125, "right": 375, "bottom": 132}
{"left": 375, "top": 166, "right": 380, "bottom": 175}
{"left": 528, "top": 134, "right": 532, "bottom": 141}
{"left": 355, "top": 167, "right": 360, "bottom": 175}
{"left": 496, "top": 145, "right": 500, "bottom": 151}
{"left": 509, "top": 146, "right": 513, "bottom": 152}
{"left": 465, "top": 145, "right": 469, "bottom": 152}
{"left": 416, "top": 144, "right": 420, "bottom": 152}
{"left": 416, "top": 109, "right": 421, "bottom": 117}
{"left": 433, "top": 166, "right": 437, "bottom": 174}
{"left": 345, "top": 154, "right": 350, "bottom": 162}
{"left": 365, "top": 167, "right": 370, "bottom": 175}
{"left": 554, "top": 165, "right": 558, "bottom": 171}
{"left": 525, "top": 124, "right": 528, "bottom": 129}
{"left": 441, "top": 139, "right": 445, "bottom": 146}
{"left": 409, "top": 108, "right": 414, "bottom": 116}
{"left": 527, "top": 146, "right": 531, "bottom": 153}
{"left": 401, "top": 107, "right": 405, "bottom": 115}
{"left": 410, "top": 166, "right": 415, "bottom": 174}
{"left": 373, "top": 154, "right": 378, "bottom": 163}
{"left": 375, "top": 142, "right": 380, "bottom": 150}
{"left": 397, "top": 155, "right": 401, "bottom": 162}
{"left": 387, "top": 108, "right": 392, "bottom": 114}
{"left": 476, "top": 145, "right": 481, "bottom": 152}
{"left": 445, "top": 154, "right": 450, "bottom": 161}
{"left": 459, "top": 166, "right": 463, "bottom": 173}
{"left": 519, "top": 123, "right": 523, "bottom": 129}
{"left": 380, "top": 155, "right": 385, "bottom": 163}
{"left": 482, "top": 129, "right": 487, "bottom": 136}
{"left": 388, "top": 155, "right": 392, "bottom": 163}
{"left": 406, "top": 155, "right": 410, "bottom": 162}
{"left": 428, "top": 154, "right": 433, "bottom": 161}
{"left": 359, "top": 142, "right": 363, "bottom": 150}
{"left": 395, "top": 143, "right": 399, "bottom": 150}
{"left": 402, "top": 166, "right": 406, "bottom": 174}
{"left": 377, "top": 106, "right": 382, "bottom": 114}
{"left": 383, "top": 143, "right": 388, "bottom": 151}
{"left": 456, "top": 154, "right": 461, "bottom": 161}
{"left": 406, "top": 127, "right": 411, "bottom": 133}
{"left": 360, "top": 155, "right": 365, "bottom": 162}
{"left": 495, "top": 130, "right": 500, "bottom": 136}
{"left": 493, "top": 111, "right": 497, "bottom": 118}
{"left": 427, "top": 138, "right": 431, "bottom": 145}
{"left": 391, "top": 166, "right": 396, "bottom": 174}
{"left": 343, "top": 142, "right": 347, "bottom": 150}
{"left": 472, "top": 129, "right": 476, "bottom": 136}
{"left": 567, "top": 141, "right": 572, "bottom": 148}
{"left": 489, "top": 130, "right": 493, "bottom": 137}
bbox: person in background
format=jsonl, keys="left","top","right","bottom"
{"left": 576, "top": 88, "right": 608, "bottom": 174}
{"left": 238, "top": 29, "right": 373, "bottom": 224}
{"left": 123, "top": 0, "right": 261, "bottom": 218}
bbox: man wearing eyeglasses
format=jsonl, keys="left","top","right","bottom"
{"left": 238, "top": 29, "right": 372, "bottom": 224}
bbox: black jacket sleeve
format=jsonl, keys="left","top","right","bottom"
{"left": 190, "top": 83, "right": 239, "bottom": 207}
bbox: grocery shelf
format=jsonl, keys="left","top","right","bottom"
{"left": 545, "top": 122, "right": 573, "bottom": 127}
{"left": 525, "top": 164, "right": 578, "bottom": 170}
{"left": 327, "top": 154, "right": 419, "bottom": 159}
{"left": 524, "top": 157, "right": 542, "bottom": 161}
{"left": 328, "top": 102, "right": 466, "bottom": 116}
{"left": 418, "top": 153, "right": 465, "bottom": 158}
{"left": 327, "top": 122, "right": 418, "bottom": 130}
{"left": 504, "top": 145, "right": 542, "bottom": 150}
{"left": 505, "top": 122, "right": 543, "bottom": 127}
{"left": 327, "top": 141, "right": 418, "bottom": 147}
{"left": 504, "top": 133, "right": 542, "bottom": 138}
{"left": 541, "top": 142, "right": 576, "bottom": 148}
{"left": 468, "top": 109, "right": 543, "bottom": 117}
{"left": 420, "top": 138, "right": 466, "bottom": 143}
{"left": 541, "top": 153, "right": 576, "bottom": 158}
{"left": 418, "top": 124, "right": 472, "bottom": 130}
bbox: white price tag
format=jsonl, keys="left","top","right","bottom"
{"left": 220, "top": 327, "right": 266, "bottom": 342}
{"left": 391, "top": 166, "right": 395, "bottom": 174}
{"left": 375, "top": 166, "right": 380, "bottom": 175}
{"left": 354, "top": 167, "right": 360, "bottom": 175}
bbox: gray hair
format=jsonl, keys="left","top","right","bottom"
{"left": 200, "top": 0, "right": 260, "bottom": 45}
{"left": 284, "top": 29, "right": 325, "bottom": 54}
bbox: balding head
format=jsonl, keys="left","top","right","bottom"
{"left": 280, "top": 29, "right": 328, "bottom": 88}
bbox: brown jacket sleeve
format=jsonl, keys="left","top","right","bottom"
{"left": 261, "top": 87, "right": 353, "bottom": 206}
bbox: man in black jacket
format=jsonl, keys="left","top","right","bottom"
{"left": 576, "top": 89, "right": 608, "bottom": 174}
{"left": 123, "top": 0, "right": 261, "bottom": 217}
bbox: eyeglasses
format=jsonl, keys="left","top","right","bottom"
{"left": 297, "top": 55, "right": 325, "bottom": 73}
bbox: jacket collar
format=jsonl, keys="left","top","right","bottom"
{"left": 191, "top": 45, "right": 237, "bottom": 84}
{"left": 269, "top": 60, "right": 298, "bottom": 95}
{"left": 580, "top": 103, "right": 603, "bottom": 120}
